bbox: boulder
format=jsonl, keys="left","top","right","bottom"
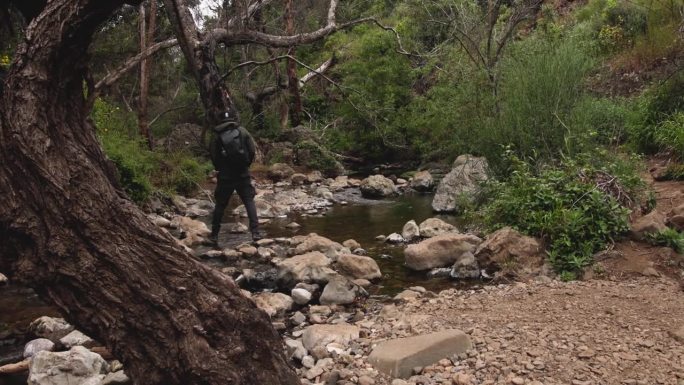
{"left": 367, "top": 330, "right": 471, "bottom": 379}
{"left": 630, "top": 211, "right": 667, "bottom": 241}
{"left": 28, "top": 346, "right": 106, "bottom": 385}
{"left": 401, "top": 220, "right": 420, "bottom": 242}
{"left": 302, "top": 323, "right": 360, "bottom": 351}
{"left": 432, "top": 155, "right": 489, "bottom": 213}
{"left": 410, "top": 171, "right": 434, "bottom": 192}
{"left": 285, "top": 338, "right": 308, "bottom": 361}
{"left": 474, "top": 227, "right": 545, "bottom": 278}
{"left": 98, "top": 371, "right": 130, "bottom": 385}
{"left": 342, "top": 239, "right": 361, "bottom": 250}
{"left": 294, "top": 233, "right": 345, "bottom": 259}
{"left": 307, "top": 171, "right": 324, "bottom": 183}
{"left": 253, "top": 292, "right": 294, "bottom": 318}
{"left": 360, "top": 175, "right": 398, "bottom": 198}
{"left": 173, "top": 216, "right": 211, "bottom": 247}
{"left": 29, "top": 317, "right": 74, "bottom": 342}
{"left": 336, "top": 254, "right": 382, "bottom": 280}
{"left": 319, "top": 276, "right": 367, "bottom": 305}
{"left": 291, "top": 173, "right": 307, "bottom": 185}
{"left": 23, "top": 338, "right": 55, "bottom": 359}
{"left": 276, "top": 251, "right": 336, "bottom": 286}
{"left": 404, "top": 233, "right": 482, "bottom": 271}
{"left": 449, "top": 252, "right": 480, "bottom": 279}
{"left": 329, "top": 176, "right": 349, "bottom": 191}
{"left": 418, "top": 218, "right": 456, "bottom": 238}
{"left": 59, "top": 330, "right": 95, "bottom": 349}
{"left": 268, "top": 163, "right": 296, "bottom": 181}
{"left": 234, "top": 198, "right": 289, "bottom": 218}
{"left": 385, "top": 233, "right": 405, "bottom": 243}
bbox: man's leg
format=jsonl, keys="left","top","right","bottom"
{"left": 210, "top": 179, "right": 234, "bottom": 245}
{"left": 236, "top": 177, "right": 261, "bottom": 241}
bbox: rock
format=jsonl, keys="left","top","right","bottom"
{"left": 234, "top": 198, "right": 290, "bottom": 219}
{"left": 418, "top": 218, "right": 456, "bottom": 238}
{"left": 358, "top": 375, "right": 376, "bottom": 385}
{"left": 671, "top": 325, "right": 684, "bottom": 342}
{"left": 630, "top": 211, "right": 667, "bottom": 240}
{"left": 319, "top": 276, "right": 367, "bottom": 305}
{"left": 329, "top": 176, "right": 349, "bottom": 191}
{"left": 291, "top": 311, "right": 307, "bottom": 325}
{"left": 30, "top": 317, "right": 74, "bottom": 342}
{"left": 307, "top": 171, "right": 324, "bottom": 183}
{"left": 342, "top": 239, "right": 361, "bottom": 250}
{"left": 253, "top": 292, "right": 294, "bottom": 318}
{"left": 173, "top": 216, "right": 211, "bottom": 247}
{"left": 229, "top": 222, "right": 248, "bottom": 233}
{"left": 59, "top": 330, "right": 95, "bottom": 349}
{"left": 294, "top": 233, "right": 345, "bottom": 259}
{"left": 285, "top": 338, "right": 308, "bottom": 361}
{"left": 474, "top": 227, "right": 545, "bottom": 278}
{"left": 291, "top": 288, "right": 313, "bottom": 305}
{"left": 642, "top": 267, "right": 660, "bottom": 277}
{"left": 385, "top": 233, "right": 405, "bottom": 243}
{"left": 286, "top": 222, "right": 301, "bottom": 229}
{"left": 268, "top": 163, "right": 296, "bottom": 181}
{"left": 404, "top": 233, "right": 482, "bottom": 271}
{"left": 0, "top": 272, "right": 7, "bottom": 285}
{"left": 148, "top": 214, "right": 172, "bottom": 228}
{"left": 367, "top": 330, "right": 472, "bottom": 379}
{"left": 432, "top": 155, "right": 489, "bottom": 213}
{"left": 360, "top": 175, "right": 398, "bottom": 198}
{"left": 24, "top": 338, "right": 55, "bottom": 358}
{"left": 450, "top": 252, "right": 480, "bottom": 279}
{"left": 393, "top": 289, "right": 421, "bottom": 302}
{"left": 302, "top": 355, "right": 316, "bottom": 369}
{"left": 291, "top": 173, "right": 307, "bottom": 185}
{"left": 302, "top": 323, "right": 360, "bottom": 351}
{"left": 28, "top": 346, "right": 106, "bottom": 385}
{"left": 668, "top": 204, "right": 684, "bottom": 231}
{"left": 98, "top": 370, "right": 130, "bottom": 385}
{"left": 277, "top": 251, "right": 336, "bottom": 287}
{"left": 401, "top": 220, "right": 420, "bottom": 242}
{"left": 238, "top": 245, "right": 258, "bottom": 257}
{"left": 410, "top": 171, "right": 434, "bottom": 192}
{"left": 336, "top": 254, "right": 382, "bottom": 280}
{"left": 353, "top": 278, "right": 372, "bottom": 287}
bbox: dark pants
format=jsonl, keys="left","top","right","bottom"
{"left": 211, "top": 177, "right": 258, "bottom": 235}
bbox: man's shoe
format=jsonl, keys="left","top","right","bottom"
{"left": 251, "top": 231, "right": 263, "bottom": 242}
{"left": 208, "top": 233, "right": 219, "bottom": 248}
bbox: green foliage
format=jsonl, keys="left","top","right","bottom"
{"left": 294, "top": 140, "right": 341, "bottom": 176}
{"left": 93, "top": 98, "right": 211, "bottom": 202}
{"left": 646, "top": 228, "right": 684, "bottom": 253}
{"left": 484, "top": 154, "right": 631, "bottom": 276}
{"left": 654, "top": 112, "right": 684, "bottom": 157}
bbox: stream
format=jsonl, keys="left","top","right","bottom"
{"left": 0, "top": 189, "right": 483, "bottom": 370}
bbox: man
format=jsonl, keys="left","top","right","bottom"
{"left": 209, "top": 111, "right": 262, "bottom": 246}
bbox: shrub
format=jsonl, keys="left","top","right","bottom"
{"left": 646, "top": 228, "right": 684, "bottom": 253}
{"left": 654, "top": 112, "right": 684, "bottom": 158}
{"left": 484, "top": 155, "right": 631, "bottom": 276}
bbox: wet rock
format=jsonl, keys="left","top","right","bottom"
{"left": 360, "top": 175, "right": 398, "bottom": 198}
{"left": 276, "top": 251, "right": 336, "bottom": 287}
{"left": 28, "top": 346, "right": 106, "bottom": 385}
{"left": 630, "top": 211, "right": 667, "bottom": 241}
{"left": 386, "top": 233, "right": 405, "bottom": 243}
{"left": 353, "top": 278, "right": 372, "bottom": 288}
{"left": 253, "top": 292, "right": 294, "bottom": 318}
{"left": 234, "top": 198, "right": 289, "bottom": 219}
{"left": 30, "top": 317, "right": 74, "bottom": 343}
{"left": 418, "top": 218, "right": 456, "bottom": 238}
{"left": 367, "top": 330, "right": 471, "bottom": 378}
{"left": 291, "top": 173, "right": 307, "bottom": 185}
{"left": 404, "top": 233, "right": 482, "bottom": 271}
{"left": 24, "top": 338, "right": 55, "bottom": 358}
{"left": 342, "top": 239, "right": 361, "bottom": 250}
{"left": 450, "top": 252, "right": 480, "bottom": 279}
{"left": 319, "top": 276, "right": 367, "bottom": 305}
{"left": 269, "top": 163, "right": 296, "bottom": 181}
{"left": 402, "top": 220, "right": 420, "bottom": 242}
{"left": 474, "top": 227, "right": 545, "bottom": 278}
{"left": 329, "top": 176, "right": 349, "bottom": 191}
{"left": 59, "top": 330, "right": 95, "bottom": 349}
{"left": 291, "top": 288, "right": 313, "bottom": 305}
{"left": 294, "top": 233, "right": 346, "bottom": 259}
{"left": 336, "top": 254, "right": 382, "bottom": 280}
{"left": 302, "top": 323, "right": 360, "bottom": 351}
{"left": 286, "top": 222, "right": 301, "bottom": 229}
{"left": 432, "top": 155, "right": 488, "bottom": 213}
{"left": 410, "top": 171, "right": 434, "bottom": 192}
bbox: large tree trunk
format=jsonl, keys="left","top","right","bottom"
{"left": 138, "top": 0, "right": 157, "bottom": 149}
{"left": 0, "top": 2, "right": 299, "bottom": 385}
{"left": 284, "top": 0, "right": 303, "bottom": 127}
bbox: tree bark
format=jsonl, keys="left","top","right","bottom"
{"left": 284, "top": 0, "right": 302, "bottom": 127}
{"left": 0, "top": 1, "right": 298, "bottom": 385}
{"left": 138, "top": 1, "right": 155, "bottom": 149}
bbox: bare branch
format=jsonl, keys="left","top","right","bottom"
{"left": 300, "top": 56, "right": 334, "bottom": 88}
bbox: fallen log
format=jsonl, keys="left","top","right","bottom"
{"left": 0, "top": 359, "right": 29, "bottom": 374}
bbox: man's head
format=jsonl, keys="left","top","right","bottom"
{"left": 213, "top": 109, "right": 238, "bottom": 126}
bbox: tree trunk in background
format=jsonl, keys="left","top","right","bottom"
{"left": 138, "top": 0, "right": 157, "bottom": 149}
{"left": 284, "top": 0, "right": 302, "bottom": 127}
{"left": 0, "top": 1, "right": 299, "bottom": 384}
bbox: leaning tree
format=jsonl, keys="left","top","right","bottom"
{"left": 0, "top": 1, "right": 299, "bottom": 384}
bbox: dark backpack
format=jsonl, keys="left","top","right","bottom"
{"left": 217, "top": 126, "right": 251, "bottom": 169}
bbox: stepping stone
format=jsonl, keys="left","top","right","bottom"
{"left": 368, "top": 330, "right": 471, "bottom": 378}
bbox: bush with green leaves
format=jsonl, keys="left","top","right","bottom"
{"left": 484, "top": 155, "right": 631, "bottom": 276}
{"left": 646, "top": 228, "right": 684, "bottom": 253}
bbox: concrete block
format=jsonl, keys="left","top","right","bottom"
{"left": 367, "top": 329, "right": 471, "bottom": 378}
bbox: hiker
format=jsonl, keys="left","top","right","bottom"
{"left": 209, "top": 110, "right": 261, "bottom": 246}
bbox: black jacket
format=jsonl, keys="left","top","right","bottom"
{"left": 210, "top": 124, "right": 256, "bottom": 180}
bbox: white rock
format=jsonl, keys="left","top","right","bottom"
{"left": 28, "top": 346, "right": 106, "bottom": 385}
{"left": 253, "top": 292, "right": 294, "bottom": 318}
{"left": 291, "top": 288, "right": 313, "bottom": 305}
{"left": 23, "top": 338, "right": 55, "bottom": 358}
{"left": 401, "top": 220, "right": 420, "bottom": 242}
{"left": 59, "top": 330, "right": 95, "bottom": 349}
{"left": 30, "top": 317, "right": 74, "bottom": 343}
{"left": 385, "top": 233, "right": 405, "bottom": 243}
